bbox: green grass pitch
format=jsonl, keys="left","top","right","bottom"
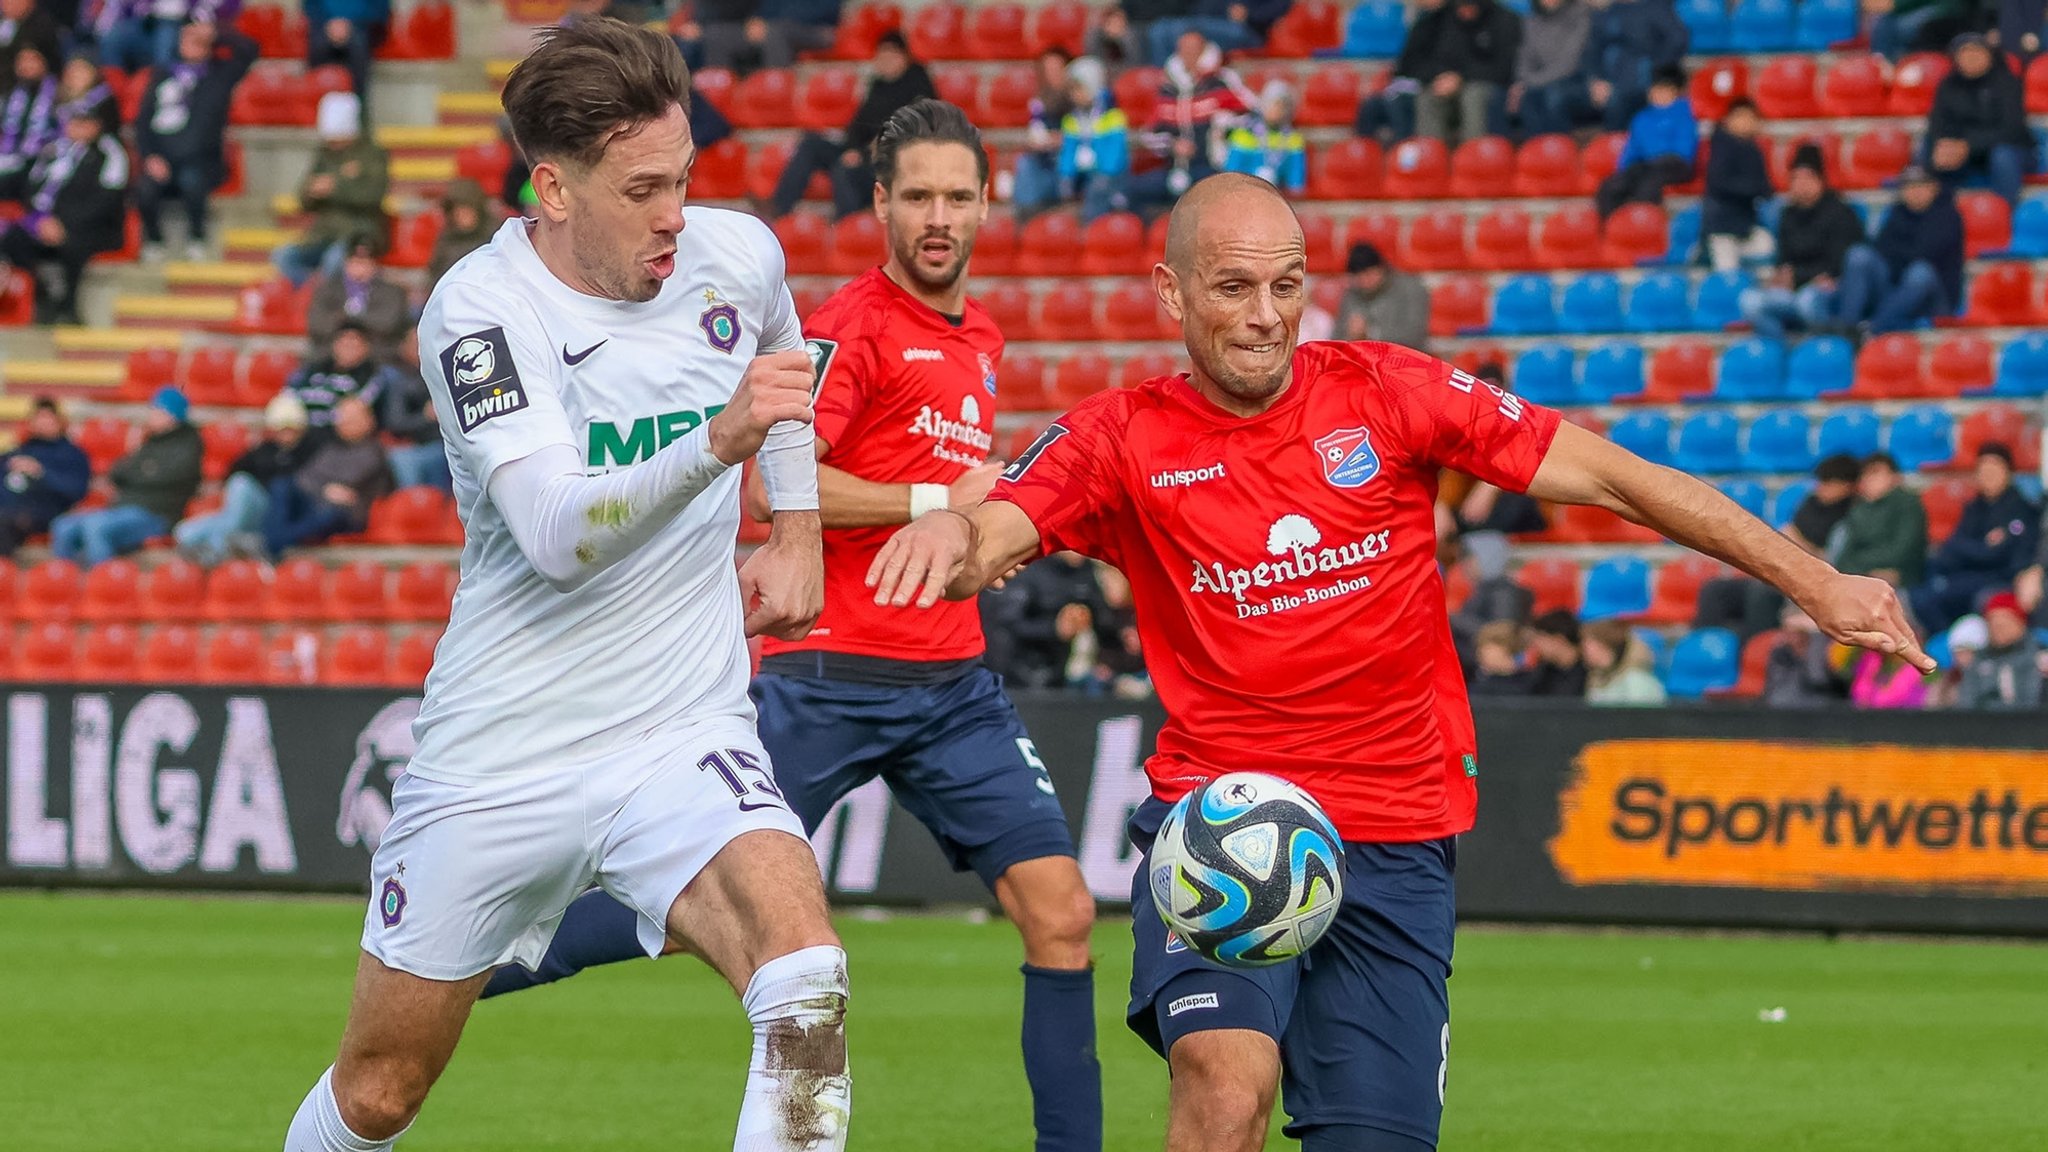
{"left": 4, "top": 891, "right": 2045, "bottom": 1150}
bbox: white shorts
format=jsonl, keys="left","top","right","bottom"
{"left": 361, "top": 719, "right": 808, "bottom": 981}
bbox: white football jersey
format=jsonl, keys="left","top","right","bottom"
{"left": 409, "top": 211, "right": 803, "bottom": 783}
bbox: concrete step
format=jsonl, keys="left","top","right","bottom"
{"left": 377, "top": 123, "right": 495, "bottom": 152}
{"left": 51, "top": 326, "right": 186, "bottom": 357}
{"left": 435, "top": 90, "right": 501, "bottom": 125}
{"left": 163, "top": 262, "right": 275, "bottom": 293}
{"left": 1, "top": 358, "right": 127, "bottom": 390}
{"left": 113, "top": 294, "right": 240, "bottom": 326}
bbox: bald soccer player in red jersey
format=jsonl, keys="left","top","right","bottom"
{"left": 868, "top": 173, "right": 1928, "bottom": 1152}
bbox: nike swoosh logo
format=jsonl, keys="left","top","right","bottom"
{"left": 563, "top": 340, "right": 607, "bottom": 366}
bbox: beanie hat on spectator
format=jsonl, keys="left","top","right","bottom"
{"left": 1347, "top": 242, "right": 1386, "bottom": 274}
{"left": 264, "top": 393, "right": 310, "bottom": 431}
{"left": 1983, "top": 592, "right": 2025, "bottom": 621}
{"left": 317, "top": 91, "right": 362, "bottom": 141}
{"left": 875, "top": 29, "right": 908, "bottom": 54}
{"left": 1068, "top": 56, "right": 1107, "bottom": 104}
{"left": 1789, "top": 142, "right": 1827, "bottom": 177}
{"left": 1946, "top": 615, "right": 1989, "bottom": 652}
{"left": 152, "top": 387, "right": 190, "bottom": 423}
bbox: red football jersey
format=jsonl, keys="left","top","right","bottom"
{"left": 764, "top": 267, "right": 1004, "bottom": 663}
{"left": 989, "top": 341, "right": 1563, "bottom": 841}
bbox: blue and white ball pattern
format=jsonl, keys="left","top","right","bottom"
{"left": 1148, "top": 772, "right": 1345, "bottom": 968}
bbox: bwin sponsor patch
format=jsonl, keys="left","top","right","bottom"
{"left": 441, "top": 326, "right": 529, "bottom": 433}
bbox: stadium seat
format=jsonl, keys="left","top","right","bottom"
{"left": 23, "top": 559, "right": 83, "bottom": 621}
{"left": 1300, "top": 65, "right": 1362, "bottom": 127}
{"left": 1336, "top": 0, "right": 1407, "bottom": 55}
{"left": 79, "top": 558, "right": 142, "bottom": 622}
{"left": 1673, "top": 410, "right": 1742, "bottom": 473}
{"left": 1558, "top": 273, "right": 1623, "bottom": 333}
{"left": 1080, "top": 212, "right": 1147, "bottom": 276}
{"left": 1743, "top": 408, "right": 1815, "bottom": 473}
{"left": 269, "top": 559, "right": 328, "bottom": 622}
{"left": 1786, "top": 335, "right": 1854, "bottom": 398}
{"left": 264, "top": 627, "right": 323, "bottom": 685}
{"left": 1931, "top": 334, "right": 1996, "bottom": 394}
{"left": 1691, "top": 270, "right": 1749, "bottom": 331}
{"left": 1647, "top": 341, "right": 1718, "bottom": 403}
{"left": 1819, "top": 54, "right": 1888, "bottom": 117}
{"left": 1489, "top": 275, "right": 1557, "bottom": 335}
{"left": 1578, "top": 132, "right": 1628, "bottom": 193}
{"left": 1017, "top": 213, "right": 1082, "bottom": 276}
{"left": 323, "top": 626, "right": 391, "bottom": 686}
{"left": 1920, "top": 476, "right": 1973, "bottom": 541}
{"left": 1817, "top": 406, "right": 1882, "bottom": 459}
{"left": 1664, "top": 203, "right": 1702, "bottom": 265}
{"left": 1608, "top": 411, "right": 1674, "bottom": 466}
{"left": 127, "top": 347, "right": 177, "bottom": 395}
{"left": 0, "top": 559, "right": 15, "bottom": 620}
{"left": 1449, "top": 136, "right": 1515, "bottom": 198}
{"left": 1727, "top": 628, "right": 1781, "bottom": 698}
{"left": 1955, "top": 403, "right": 2034, "bottom": 468}
{"left": 140, "top": 558, "right": 205, "bottom": 622}
{"left": 1752, "top": 55, "right": 1817, "bottom": 116}
{"left": 1626, "top": 273, "right": 1692, "bottom": 332}
{"left": 1795, "top": 0, "right": 1857, "bottom": 46}
{"left": 1580, "top": 343, "right": 1645, "bottom": 402}
{"left": 1296, "top": 210, "right": 1343, "bottom": 275}
{"left": 1852, "top": 333, "right": 1924, "bottom": 397}
{"left": 182, "top": 344, "right": 241, "bottom": 406}
{"left": 77, "top": 623, "right": 140, "bottom": 682}
{"left": 770, "top": 211, "right": 827, "bottom": 275}
{"left": 2029, "top": 53, "right": 2048, "bottom": 114}
{"left": 77, "top": 417, "right": 132, "bottom": 475}
{"left": 1534, "top": 206, "right": 1601, "bottom": 268}
{"left": 202, "top": 560, "right": 267, "bottom": 622}
{"left": 1716, "top": 338, "right": 1788, "bottom": 400}
{"left": 1581, "top": 556, "right": 1653, "bottom": 621}
{"left": 1889, "top": 53, "right": 1948, "bottom": 115}
{"left": 1028, "top": 283, "right": 1094, "bottom": 344}
{"left": 18, "top": 621, "right": 78, "bottom": 680}
{"left": 1689, "top": 58, "right": 1749, "bottom": 121}
{"left": 231, "top": 277, "right": 306, "bottom": 336}
{"left": 972, "top": 282, "right": 1027, "bottom": 341}
{"left": 1516, "top": 557, "right": 1582, "bottom": 615}
{"left": 1679, "top": 0, "right": 1733, "bottom": 51}
{"left": 932, "top": 67, "right": 980, "bottom": 118}
{"left": 972, "top": 213, "right": 1017, "bottom": 276}
{"left": 1602, "top": 203, "right": 1669, "bottom": 266}
{"left": 824, "top": 213, "right": 881, "bottom": 278}
{"left": 394, "top": 562, "right": 456, "bottom": 622}
{"left": 1429, "top": 276, "right": 1490, "bottom": 336}
{"left": 981, "top": 65, "right": 1038, "bottom": 127}
{"left": 329, "top": 561, "right": 391, "bottom": 622}
{"left": 1511, "top": 345, "right": 1576, "bottom": 405}
{"left": 1646, "top": 556, "right": 1727, "bottom": 624}
{"left": 195, "top": 624, "right": 263, "bottom": 684}
{"left": 386, "top": 212, "right": 439, "bottom": 270}
{"left": 1471, "top": 206, "right": 1534, "bottom": 270}
{"left": 963, "top": 2, "right": 1026, "bottom": 58}
{"left": 728, "top": 68, "right": 794, "bottom": 129}
{"left": 1958, "top": 192, "right": 2013, "bottom": 257}
{"left": 1731, "top": 0, "right": 1797, "bottom": 50}
{"left": 1049, "top": 352, "right": 1116, "bottom": 408}
{"left": 362, "top": 487, "right": 444, "bottom": 546}
{"left": 1993, "top": 333, "right": 2048, "bottom": 396}
{"left": 795, "top": 68, "right": 860, "bottom": 131}
{"left": 1842, "top": 126, "right": 1914, "bottom": 190}
{"left": 1554, "top": 502, "right": 1657, "bottom": 544}
{"left": 1383, "top": 138, "right": 1450, "bottom": 199}
{"left": 139, "top": 624, "right": 203, "bottom": 684}
{"left": 455, "top": 138, "right": 513, "bottom": 189}
{"left": 1962, "top": 262, "right": 2036, "bottom": 326}
{"left": 1122, "top": 352, "right": 1182, "bottom": 386}
{"left": 394, "top": 628, "right": 442, "bottom": 685}
{"left": 1103, "top": 281, "right": 1171, "bottom": 341}
{"left": 1401, "top": 209, "right": 1469, "bottom": 270}
{"left": 998, "top": 353, "right": 1050, "bottom": 410}
{"left": 243, "top": 348, "right": 298, "bottom": 402}
{"left": 1112, "top": 67, "right": 1161, "bottom": 125}
{"left": 1511, "top": 134, "right": 1579, "bottom": 197}
{"left": 1769, "top": 479, "right": 1814, "bottom": 528}
{"left": 199, "top": 421, "right": 253, "bottom": 482}
{"left": 1719, "top": 479, "right": 1770, "bottom": 521}
{"left": 1886, "top": 404, "right": 1957, "bottom": 471}
{"left": 1666, "top": 628, "right": 1741, "bottom": 697}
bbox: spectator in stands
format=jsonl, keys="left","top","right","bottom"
{"left": 1456, "top": 369, "right": 1548, "bottom": 536}
{"left": 173, "top": 392, "right": 311, "bottom": 565}
{"left": 1412, "top": 0, "right": 1521, "bottom": 146}
{"left": 98, "top": 0, "right": 235, "bottom": 72}
{"left": 1696, "top": 453, "right": 1861, "bottom": 638}
{"left": 1911, "top": 443, "right": 2039, "bottom": 632}
{"left": 0, "top": 395, "right": 88, "bottom": 556}
{"left": 1701, "top": 97, "right": 1773, "bottom": 271}
{"left": 1923, "top": 612, "right": 1982, "bottom": 707}
{"left": 1506, "top": 0, "right": 1590, "bottom": 138}
{"left": 0, "top": 87, "right": 125, "bottom": 324}
{"left": 983, "top": 550, "right": 1111, "bottom": 689}
{"left": 686, "top": 0, "right": 764, "bottom": 73}
{"left": 1835, "top": 164, "right": 1963, "bottom": 335}
{"left": 134, "top": 22, "right": 257, "bottom": 263}
{"left": 1864, "top": 0, "right": 1966, "bottom": 60}
{"left": 1527, "top": 608, "right": 1588, "bottom": 695}
{"left": 49, "top": 387, "right": 200, "bottom": 568}
{"left": 1090, "top": 564, "right": 1150, "bottom": 698}
{"left": 1146, "top": 0, "right": 1295, "bottom": 64}
{"left": 1334, "top": 241, "right": 1430, "bottom": 352}
{"left": 1953, "top": 591, "right": 2043, "bottom": 708}
{"left": 1994, "top": 0, "right": 2043, "bottom": 59}
{"left": 2015, "top": 507, "right": 2048, "bottom": 629}
{"left": 305, "top": 0, "right": 386, "bottom": 99}
{"left": 1085, "top": 4, "right": 1139, "bottom": 72}
{"left": 1849, "top": 644, "right": 1930, "bottom": 708}
{"left": 1052, "top": 57, "right": 1129, "bottom": 222}
{"left": 1449, "top": 530, "right": 1534, "bottom": 640}
{"left": 763, "top": 30, "right": 932, "bottom": 220}
{"left": 1576, "top": 0, "right": 1688, "bottom": 131}
{"left": 426, "top": 177, "right": 492, "bottom": 292}
{"left": 261, "top": 393, "right": 390, "bottom": 557}
{"left": 1738, "top": 145, "right": 1866, "bottom": 339}
{"left": 1467, "top": 620, "right": 1538, "bottom": 694}
{"left": 273, "top": 90, "right": 388, "bottom": 287}
{"left": 1762, "top": 607, "right": 1848, "bottom": 706}
{"left": 1593, "top": 64, "right": 1693, "bottom": 219}
{"left": 1354, "top": 0, "right": 1444, "bottom": 142}
{"left": 375, "top": 329, "right": 448, "bottom": 491}
{"left": 1582, "top": 620, "right": 1667, "bottom": 705}
{"left": 1122, "top": 32, "right": 1251, "bottom": 216}
{"left": 0, "top": 0, "right": 61, "bottom": 79}
{"left": 1833, "top": 451, "right": 1928, "bottom": 587}
{"left": 1924, "top": 33, "right": 2033, "bottom": 206}
{"left": 287, "top": 320, "right": 383, "bottom": 434}
{"left": 1222, "top": 79, "right": 1307, "bottom": 196}
{"left": 751, "top": 0, "right": 842, "bottom": 70}
{"left": 0, "top": 42, "right": 59, "bottom": 203}
{"left": 1010, "top": 47, "right": 1076, "bottom": 218}
{"left": 306, "top": 234, "right": 408, "bottom": 359}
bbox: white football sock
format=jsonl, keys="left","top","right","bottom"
{"left": 733, "top": 945, "right": 851, "bottom": 1152}
{"left": 284, "top": 1066, "right": 408, "bottom": 1152}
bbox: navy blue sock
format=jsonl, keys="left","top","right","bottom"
{"left": 1020, "top": 964, "right": 1102, "bottom": 1152}
{"left": 1299, "top": 1124, "right": 1434, "bottom": 1152}
{"left": 478, "top": 889, "right": 647, "bottom": 1000}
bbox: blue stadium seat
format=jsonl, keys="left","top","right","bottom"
{"left": 1693, "top": 271, "right": 1750, "bottom": 330}
{"left": 1581, "top": 556, "right": 1653, "bottom": 621}
{"left": 1580, "top": 343, "right": 1645, "bottom": 402}
{"left": 1715, "top": 338, "right": 1788, "bottom": 401}
{"left": 1786, "top": 335, "right": 1854, "bottom": 399}
{"left": 1559, "top": 273, "right": 1625, "bottom": 333}
{"left": 1743, "top": 409, "right": 1815, "bottom": 473}
{"left": 1730, "top": 0, "right": 1797, "bottom": 50}
{"left": 1993, "top": 333, "right": 2048, "bottom": 397}
{"left": 1626, "top": 272, "right": 1693, "bottom": 332}
{"left": 1719, "top": 479, "right": 1770, "bottom": 521}
{"left": 1634, "top": 627, "right": 1668, "bottom": 671}
{"left": 1666, "top": 204, "right": 1701, "bottom": 266}
{"left": 1666, "top": 628, "right": 1741, "bottom": 698}
{"left": 1491, "top": 275, "right": 1558, "bottom": 335}
{"left": 1793, "top": 0, "right": 1856, "bottom": 48}
{"left": 1680, "top": 0, "right": 1734, "bottom": 51}
{"left": 1334, "top": 0, "right": 1407, "bottom": 57}
{"left": 1674, "top": 410, "right": 1743, "bottom": 473}
{"left": 1851, "top": 200, "right": 1873, "bottom": 232}
{"left": 1816, "top": 406, "right": 1881, "bottom": 460}
{"left": 2004, "top": 198, "right": 2048, "bottom": 258}
{"left": 1610, "top": 411, "right": 1674, "bottom": 467}
{"left": 1512, "top": 344, "right": 1577, "bottom": 405}
{"left": 1769, "top": 479, "right": 1814, "bottom": 527}
{"left": 1887, "top": 405, "right": 1956, "bottom": 472}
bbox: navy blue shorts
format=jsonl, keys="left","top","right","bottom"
{"left": 1126, "top": 798, "right": 1457, "bottom": 1148}
{"left": 751, "top": 667, "right": 1076, "bottom": 889}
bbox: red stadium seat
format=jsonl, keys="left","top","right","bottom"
{"left": 1049, "top": 352, "right": 1116, "bottom": 408}
{"left": 1299, "top": 66, "right": 1361, "bottom": 127}
{"left": 730, "top": 68, "right": 795, "bottom": 129}
{"left": 77, "top": 416, "right": 132, "bottom": 474}
{"left": 236, "top": 5, "right": 288, "bottom": 56}
{"left": 1382, "top": 137, "right": 1449, "bottom": 199}
{"left": 1296, "top": 210, "right": 1342, "bottom": 275}
{"left": 0, "top": 559, "right": 16, "bottom": 621}
{"left": 1035, "top": 283, "right": 1101, "bottom": 342}
{"left": 1842, "top": 126, "right": 1913, "bottom": 189}
{"left": 1955, "top": 403, "right": 2033, "bottom": 467}
{"left": 1429, "top": 275, "right": 1489, "bottom": 336}
{"left": 199, "top": 421, "right": 253, "bottom": 483}
{"left": 1602, "top": 203, "right": 1668, "bottom": 266}
{"left": 1308, "top": 137, "right": 1381, "bottom": 200}
{"left": 795, "top": 68, "right": 860, "bottom": 132}
{"left": 126, "top": 347, "right": 177, "bottom": 395}
{"left": 243, "top": 348, "right": 299, "bottom": 403}
{"left": 266, "top": 627, "right": 323, "bottom": 685}
{"left": 202, "top": 560, "right": 267, "bottom": 622}
{"left": 78, "top": 623, "right": 140, "bottom": 682}
{"left": 1754, "top": 56, "right": 1819, "bottom": 118}
{"left": 1818, "top": 54, "right": 1888, "bottom": 117}
{"left": 1534, "top": 205, "right": 1601, "bottom": 268}
{"left": 232, "top": 277, "right": 306, "bottom": 336}
{"left": 141, "top": 558, "right": 205, "bottom": 622}
{"left": 979, "top": 283, "right": 1032, "bottom": 338}
{"left": 321, "top": 626, "right": 390, "bottom": 686}
{"left": 1930, "top": 335, "right": 1996, "bottom": 393}
{"left": 139, "top": 624, "right": 203, "bottom": 684}
{"left": 1578, "top": 134, "right": 1626, "bottom": 192}
{"left": 1264, "top": 0, "right": 1342, "bottom": 55}
{"left": 180, "top": 345, "right": 241, "bottom": 407}
{"left": 819, "top": 2, "right": 902, "bottom": 59}
{"left": 1029, "top": 0, "right": 1089, "bottom": 54}
{"left": 455, "top": 138, "right": 512, "bottom": 188}
{"left": 772, "top": 211, "right": 829, "bottom": 276}
{"left": 1448, "top": 136, "right": 1514, "bottom": 198}
{"left": 22, "top": 560, "right": 82, "bottom": 621}
{"left": 269, "top": 558, "right": 328, "bottom": 622}
{"left": 688, "top": 137, "right": 746, "bottom": 200}
{"left": 1017, "top": 212, "right": 1082, "bottom": 276}
{"left": 394, "top": 562, "right": 456, "bottom": 622}
{"left": 981, "top": 65, "right": 1038, "bottom": 127}
{"left": 1401, "top": 210, "right": 1470, "bottom": 270}
{"left": 998, "top": 353, "right": 1051, "bottom": 410}
{"left": 1516, "top": 558, "right": 1581, "bottom": 615}
{"left": 79, "top": 558, "right": 142, "bottom": 622}
{"left": 1112, "top": 67, "right": 1162, "bottom": 125}
{"left": 908, "top": 0, "right": 968, "bottom": 59}
{"left": 1512, "top": 134, "right": 1579, "bottom": 197}
{"left": 1920, "top": 477, "right": 1973, "bottom": 541}
{"left": 1964, "top": 263, "right": 2038, "bottom": 326}
{"left": 1851, "top": 334, "right": 1925, "bottom": 398}
{"left": 828, "top": 213, "right": 884, "bottom": 277}
{"left": 1644, "top": 556, "right": 1725, "bottom": 624}
{"left": 367, "top": 487, "right": 450, "bottom": 545}
{"left": 1342, "top": 213, "right": 1402, "bottom": 264}
{"left": 1647, "top": 341, "right": 1717, "bottom": 402}
{"left": 964, "top": 2, "right": 1027, "bottom": 58}
{"left": 1958, "top": 192, "right": 2012, "bottom": 256}
{"left": 1122, "top": 352, "right": 1182, "bottom": 386}
{"left": 1720, "top": 628, "right": 1780, "bottom": 699}
{"left": 386, "top": 212, "right": 440, "bottom": 269}
{"left": 973, "top": 212, "right": 1016, "bottom": 275}
{"left": 1552, "top": 503, "right": 1658, "bottom": 543}
{"left": 329, "top": 560, "right": 391, "bottom": 622}
{"left": 1080, "top": 212, "right": 1147, "bottom": 276}
{"left": 693, "top": 67, "right": 735, "bottom": 116}
{"left": 1103, "top": 281, "right": 1172, "bottom": 341}
{"left": 1889, "top": 53, "right": 1948, "bottom": 114}
{"left": 1689, "top": 57, "right": 1749, "bottom": 121}
{"left": 394, "top": 628, "right": 442, "bottom": 684}
{"left": 1471, "top": 206, "right": 1534, "bottom": 270}
{"left": 2029, "top": 53, "right": 2048, "bottom": 114}
{"left": 199, "top": 624, "right": 266, "bottom": 684}
{"left": 18, "top": 621, "right": 79, "bottom": 681}
{"left": 929, "top": 65, "right": 975, "bottom": 112}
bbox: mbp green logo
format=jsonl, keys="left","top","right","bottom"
{"left": 587, "top": 406, "right": 728, "bottom": 467}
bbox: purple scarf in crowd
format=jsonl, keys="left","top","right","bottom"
{"left": 0, "top": 76, "right": 59, "bottom": 168}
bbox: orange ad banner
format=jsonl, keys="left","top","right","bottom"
{"left": 1549, "top": 740, "right": 2048, "bottom": 896}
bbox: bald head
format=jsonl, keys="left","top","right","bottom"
{"left": 1163, "top": 173, "right": 1300, "bottom": 274}
{"left": 1154, "top": 173, "right": 1308, "bottom": 417}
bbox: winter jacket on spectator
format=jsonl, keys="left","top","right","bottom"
{"left": 286, "top": 358, "right": 382, "bottom": 430}
{"left": 1833, "top": 486, "right": 1928, "bottom": 585}
{"left": 1955, "top": 634, "right": 2043, "bottom": 709}
{"left": 305, "top": 269, "right": 409, "bottom": 358}
{"left": 1058, "top": 97, "right": 1131, "bottom": 179}
{"left": 983, "top": 553, "right": 1109, "bottom": 688}
{"left": 1872, "top": 188, "right": 1965, "bottom": 315}
{"left": 1926, "top": 57, "right": 2034, "bottom": 164}
{"left": 1775, "top": 190, "right": 1865, "bottom": 288}
{"left": 1142, "top": 45, "right": 1252, "bottom": 160}
{"left": 1576, "top": 0, "right": 1687, "bottom": 81}
{"left": 757, "top": 0, "right": 840, "bottom": 25}
{"left": 107, "top": 420, "right": 202, "bottom": 522}
{"left": 1701, "top": 123, "right": 1770, "bottom": 237}
{"left": 1616, "top": 94, "right": 1697, "bottom": 169}
{"left": 1514, "top": 0, "right": 1589, "bottom": 88}
{"left": 426, "top": 178, "right": 492, "bottom": 289}
{"left": 1189, "top": 0, "right": 1292, "bottom": 36}
{"left": 0, "top": 71, "right": 58, "bottom": 190}
{"left": 292, "top": 435, "right": 390, "bottom": 530}
{"left": 304, "top": 0, "right": 390, "bottom": 30}
{"left": 1851, "top": 650, "right": 1927, "bottom": 708}
{"left": 844, "top": 59, "right": 935, "bottom": 155}
{"left": 0, "top": 429, "right": 89, "bottom": 528}
{"left": 134, "top": 29, "right": 258, "bottom": 188}
{"left": 1762, "top": 633, "right": 1845, "bottom": 706}
{"left": 1335, "top": 275, "right": 1431, "bottom": 352}
{"left": 1933, "top": 487, "right": 2038, "bottom": 582}
{"left": 0, "top": 3, "right": 59, "bottom": 78}
{"left": 1223, "top": 116, "right": 1306, "bottom": 193}
{"left": 14, "top": 124, "right": 130, "bottom": 257}
{"left": 227, "top": 434, "right": 312, "bottom": 486}
{"left": 374, "top": 358, "right": 436, "bottom": 446}
{"left": 1415, "top": 0, "right": 1521, "bottom": 87}
{"left": 299, "top": 136, "right": 390, "bottom": 250}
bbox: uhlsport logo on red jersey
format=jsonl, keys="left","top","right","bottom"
{"left": 1312, "top": 426, "right": 1381, "bottom": 488}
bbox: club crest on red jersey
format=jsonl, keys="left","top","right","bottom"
{"left": 1312, "top": 426, "right": 1381, "bottom": 489}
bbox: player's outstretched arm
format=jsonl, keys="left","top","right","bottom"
{"left": 1527, "top": 421, "right": 1934, "bottom": 672}
{"left": 866, "top": 502, "right": 1043, "bottom": 608}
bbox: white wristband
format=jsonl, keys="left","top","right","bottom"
{"left": 909, "top": 483, "right": 950, "bottom": 520}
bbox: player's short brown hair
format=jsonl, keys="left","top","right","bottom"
{"left": 501, "top": 17, "right": 692, "bottom": 171}
{"left": 871, "top": 99, "right": 988, "bottom": 191}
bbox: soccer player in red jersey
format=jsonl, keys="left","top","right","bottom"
{"left": 869, "top": 173, "right": 1927, "bottom": 1152}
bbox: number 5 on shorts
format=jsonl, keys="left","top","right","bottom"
{"left": 1016, "top": 738, "right": 1056, "bottom": 797}
{"left": 700, "top": 749, "right": 786, "bottom": 812}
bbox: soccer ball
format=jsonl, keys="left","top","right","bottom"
{"left": 1148, "top": 773, "right": 1345, "bottom": 968}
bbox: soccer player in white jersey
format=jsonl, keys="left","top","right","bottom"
{"left": 282, "top": 19, "right": 851, "bottom": 1152}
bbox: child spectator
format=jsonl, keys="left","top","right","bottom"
{"left": 1222, "top": 80, "right": 1307, "bottom": 195}
{"left": 426, "top": 177, "right": 493, "bottom": 292}
{"left": 1054, "top": 57, "right": 1129, "bottom": 223}
{"left": 49, "top": 388, "right": 200, "bottom": 568}
{"left": 1593, "top": 63, "right": 1694, "bottom": 219}
{"left": 0, "top": 42, "right": 59, "bottom": 202}
{"left": 135, "top": 22, "right": 258, "bottom": 261}
{"left": 1413, "top": 0, "right": 1522, "bottom": 146}
{"left": 274, "top": 90, "right": 388, "bottom": 287}
{"left": 305, "top": 234, "right": 409, "bottom": 359}
{"left": 1582, "top": 620, "right": 1668, "bottom": 705}
{"left": 1507, "top": 0, "right": 1590, "bottom": 137}
{"left": 1700, "top": 97, "right": 1773, "bottom": 271}
{"left": 0, "top": 396, "right": 88, "bottom": 555}
{"left": 0, "top": 85, "right": 126, "bottom": 324}
{"left": 1009, "top": 47, "right": 1074, "bottom": 217}
{"left": 1469, "top": 620, "right": 1537, "bottom": 695}
{"left": 173, "top": 392, "right": 312, "bottom": 564}
{"left": 260, "top": 394, "right": 390, "bottom": 557}
{"left": 1954, "top": 593, "right": 2042, "bottom": 709}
